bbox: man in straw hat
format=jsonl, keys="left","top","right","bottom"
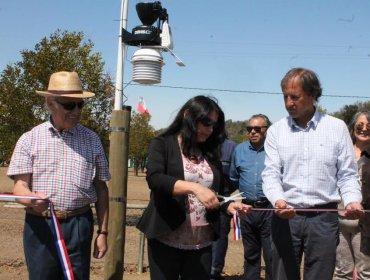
{"left": 7, "top": 71, "right": 110, "bottom": 279}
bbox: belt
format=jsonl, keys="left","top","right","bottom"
{"left": 308, "top": 202, "right": 338, "bottom": 209}
{"left": 295, "top": 202, "right": 338, "bottom": 216}
{"left": 242, "top": 199, "right": 271, "bottom": 208}
{"left": 25, "top": 205, "right": 91, "bottom": 219}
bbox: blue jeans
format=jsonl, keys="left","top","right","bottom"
{"left": 240, "top": 209, "right": 272, "bottom": 280}
{"left": 24, "top": 210, "right": 94, "bottom": 280}
{"left": 211, "top": 211, "right": 232, "bottom": 276}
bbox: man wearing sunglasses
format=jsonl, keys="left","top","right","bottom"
{"left": 262, "top": 68, "right": 363, "bottom": 280}
{"left": 7, "top": 71, "right": 110, "bottom": 279}
{"left": 229, "top": 114, "right": 273, "bottom": 280}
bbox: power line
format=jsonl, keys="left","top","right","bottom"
{"left": 126, "top": 83, "right": 370, "bottom": 99}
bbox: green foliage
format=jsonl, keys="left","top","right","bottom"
{"left": 129, "top": 112, "right": 156, "bottom": 176}
{"left": 316, "top": 104, "right": 327, "bottom": 114}
{"left": 331, "top": 101, "right": 370, "bottom": 125}
{"left": 332, "top": 103, "right": 361, "bottom": 125}
{"left": 225, "top": 119, "right": 247, "bottom": 144}
{"left": 153, "top": 119, "right": 248, "bottom": 145}
{"left": 0, "top": 30, "right": 114, "bottom": 161}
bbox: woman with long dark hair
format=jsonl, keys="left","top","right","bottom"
{"left": 137, "top": 95, "right": 250, "bottom": 280}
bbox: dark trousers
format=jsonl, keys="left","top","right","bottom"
{"left": 24, "top": 210, "right": 94, "bottom": 280}
{"left": 240, "top": 209, "right": 272, "bottom": 280}
{"left": 271, "top": 211, "right": 339, "bottom": 280}
{"left": 148, "top": 238, "right": 212, "bottom": 280}
{"left": 211, "top": 211, "right": 232, "bottom": 276}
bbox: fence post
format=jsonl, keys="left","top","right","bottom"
{"left": 137, "top": 232, "right": 145, "bottom": 273}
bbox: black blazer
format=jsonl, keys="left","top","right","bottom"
{"left": 137, "top": 134, "right": 225, "bottom": 239}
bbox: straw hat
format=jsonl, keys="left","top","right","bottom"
{"left": 36, "top": 71, "right": 95, "bottom": 98}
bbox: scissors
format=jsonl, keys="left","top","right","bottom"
{"left": 216, "top": 192, "right": 244, "bottom": 205}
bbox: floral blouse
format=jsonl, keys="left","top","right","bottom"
{"left": 158, "top": 153, "right": 215, "bottom": 250}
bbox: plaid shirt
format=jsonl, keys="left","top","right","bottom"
{"left": 7, "top": 121, "right": 110, "bottom": 210}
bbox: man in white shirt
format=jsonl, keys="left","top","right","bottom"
{"left": 262, "top": 67, "right": 363, "bottom": 280}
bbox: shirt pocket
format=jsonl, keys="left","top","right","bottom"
{"left": 32, "top": 148, "right": 57, "bottom": 176}
{"left": 72, "top": 157, "right": 96, "bottom": 190}
{"left": 314, "top": 141, "right": 338, "bottom": 168}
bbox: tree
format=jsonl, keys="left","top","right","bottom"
{"left": 316, "top": 104, "right": 327, "bottom": 114}
{"left": 332, "top": 101, "right": 370, "bottom": 126}
{"left": 332, "top": 103, "right": 361, "bottom": 125}
{"left": 225, "top": 119, "right": 247, "bottom": 144}
{"left": 129, "top": 112, "right": 156, "bottom": 176}
{"left": 0, "top": 30, "right": 114, "bottom": 160}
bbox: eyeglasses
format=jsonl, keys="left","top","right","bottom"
{"left": 246, "top": 126, "right": 267, "bottom": 133}
{"left": 199, "top": 117, "right": 218, "bottom": 128}
{"left": 55, "top": 100, "right": 85, "bottom": 111}
{"left": 355, "top": 123, "right": 370, "bottom": 131}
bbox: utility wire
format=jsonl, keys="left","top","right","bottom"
{"left": 126, "top": 83, "right": 370, "bottom": 99}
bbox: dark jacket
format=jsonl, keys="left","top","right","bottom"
{"left": 136, "top": 134, "right": 225, "bottom": 239}
{"left": 360, "top": 147, "right": 370, "bottom": 236}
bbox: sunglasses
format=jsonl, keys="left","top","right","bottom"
{"left": 246, "top": 126, "right": 267, "bottom": 133}
{"left": 355, "top": 123, "right": 370, "bottom": 131}
{"left": 55, "top": 100, "right": 85, "bottom": 111}
{"left": 199, "top": 117, "right": 218, "bottom": 128}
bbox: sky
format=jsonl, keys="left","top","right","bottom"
{"left": 1, "top": 0, "right": 370, "bottom": 130}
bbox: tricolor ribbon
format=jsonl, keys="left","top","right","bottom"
{"left": 49, "top": 201, "right": 75, "bottom": 280}
{"left": 251, "top": 207, "right": 370, "bottom": 212}
{"left": 232, "top": 211, "right": 241, "bottom": 240}
{"left": 0, "top": 194, "right": 74, "bottom": 280}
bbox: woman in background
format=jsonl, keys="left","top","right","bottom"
{"left": 137, "top": 95, "right": 251, "bottom": 280}
{"left": 335, "top": 111, "right": 370, "bottom": 280}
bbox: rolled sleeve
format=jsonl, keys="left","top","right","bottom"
{"left": 7, "top": 134, "right": 33, "bottom": 178}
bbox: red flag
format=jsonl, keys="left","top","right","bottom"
{"left": 137, "top": 96, "right": 150, "bottom": 115}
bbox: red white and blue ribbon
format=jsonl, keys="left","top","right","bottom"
{"left": 49, "top": 201, "right": 75, "bottom": 280}
{"left": 250, "top": 207, "right": 370, "bottom": 212}
{"left": 232, "top": 211, "right": 241, "bottom": 240}
{"left": 0, "top": 194, "right": 45, "bottom": 201}
{"left": 0, "top": 194, "right": 74, "bottom": 280}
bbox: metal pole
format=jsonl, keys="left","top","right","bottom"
{"left": 104, "top": 0, "right": 130, "bottom": 279}
{"left": 114, "top": 0, "right": 128, "bottom": 110}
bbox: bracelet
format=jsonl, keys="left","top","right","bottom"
{"left": 97, "top": 229, "right": 108, "bottom": 236}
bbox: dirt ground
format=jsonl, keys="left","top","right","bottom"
{"left": 0, "top": 167, "right": 247, "bottom": 280}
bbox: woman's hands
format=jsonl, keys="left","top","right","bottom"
{"left": 227, "top": 202, "right": 252, "bottom": 216}
{"left": 174, "top": 180, "right": 253, "bottom": 213}
{"left": 193, "top": 185, "right": 220, "bottom": 210}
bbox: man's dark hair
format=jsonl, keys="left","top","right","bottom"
{"left": 281, "top": 68, "right": 322, "bottom": 100}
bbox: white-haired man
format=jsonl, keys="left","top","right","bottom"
{"left": 7, "top": 71, "right": 110, "bottom": 279}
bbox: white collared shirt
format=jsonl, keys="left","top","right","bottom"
{"left": 262, "top": 110, "right": 362, "bottom": 208}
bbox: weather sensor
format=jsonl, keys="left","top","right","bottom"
{"left": 121, "top": 1, "right": 185, "bottom": 84}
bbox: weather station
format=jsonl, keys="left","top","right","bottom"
{"left": 105, "top": 1, "right": 184, "bottom": 279}
{"left": 122, "top": 1, "right": 185, "bottom": 84}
